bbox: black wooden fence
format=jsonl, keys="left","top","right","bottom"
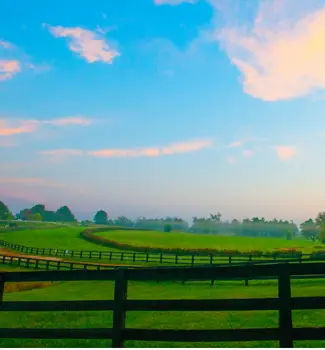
{"left": 0, "top": 263, "right": 324, "bottom": 347}
{"left": 1, "top": 239, "right": 323, "bottom": 266}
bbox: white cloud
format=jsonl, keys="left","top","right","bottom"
{"left": 0, "top": 39, "right": 13, "bottom": 49}
{"left": 0, "top": 60, "right": 21, "bottom": 81}
{"left": 217, "top": 2, "right": 325, "bottom": 100}
{"left": 45, "top": 24, "right": 119, "bottom": 64}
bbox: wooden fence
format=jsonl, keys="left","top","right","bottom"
{"left": 0, "top": 262, "right": 324, "bottom": 347}
{"left": 1, "top": 239, "right": 323, "bottom": 266}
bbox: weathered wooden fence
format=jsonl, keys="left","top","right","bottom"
{"left": 0, "top": 262, "right": 324, "bottom": 347}
{"left": 1, "top": 239, "right": 323, "bottom": 266}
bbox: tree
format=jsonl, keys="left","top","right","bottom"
{"left": 0, "top": 200, "right": 13, "bottom": 220}
{"left": 29, "top": 213, "right": 42, "bottom": 221}
{"left": 19, "top": 208, "right": 32, "bottom": 221}
{"left": 94, "top": 210, "right": 108, "bottom": 225}
{"left": 316, "top": 212, "right": 325, "bottom": 243}
{"left": 300, "top": 219, "right": 319, "bottom": 241}
{"left": 114, "top": 216, "right": 133, "bottom": 227}
{"left": 164, "top": 224, "right": 172, "bottom": 232}
{"left": 55, "top": 206, "right": 76, "bottom": 222}
{"left": 31, "top": 204, "right": 45, "bottom": 215}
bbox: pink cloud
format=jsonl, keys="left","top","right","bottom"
{"left": 274, "top": 146, "right": 296, "bottom": 161}
{"left": 44, "top": 116, "right": 92, "bottom": 126}
{"left": 45, "top": 24, "right": 119, "bottom": 64}
{"left": 218, "top": 4, "right": 325, "bottom": 100}
{"left": 41, "top": 139, "right": 212, "bottom": 159}
{"left": 0, "top": 60, "right": 21, "bottom": 81}
{"left": 0, "top": 119, "right": 38, "bottom": 136}
{"left": 243, "top": 149, "right": 254, "bottom": 158}
{"left": 227, "top": 156, "right": 235, "bottom": 164}
{"left": 154, "top": 0, "right": 196, "bottom": 5}
{"left": 228, "top": 140, "right": 242, "bottom": 148}
{"left": 89, "top": 140, "right": 212, "bottom": 158}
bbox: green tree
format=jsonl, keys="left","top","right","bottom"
{"left": 29, "top": 213, "right": 42, "bottom": 221}
{"left": 300, "top": 219, "right": 319, "bottom": 241}
{"left": 164, "top": 223, "right": 172, "bottom": 232}
{"left": 114, "top": 216, "right": 133, "bottom": 227}
{"left": 0, "top": 200, "right": 13, "bottom": 220}
{"left": 94, "top": 210, "right": 108, "bottom": 225}
{"left": 55, "top": 206, "right": 76, "bottom": 223}
{"left": 316, "top": 212, "right": 325, "bottom": 243}
{"left": 19, "top": 208, "right": 32, "bottom": 221}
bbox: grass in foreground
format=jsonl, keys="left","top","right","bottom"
{"left": 0, "top": 264, "right": 324, "bottom": 348}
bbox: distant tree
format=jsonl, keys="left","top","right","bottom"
{"left": 56, "top": 206, "right": 76, "bottom": 223}
{"left": 31, "top": 204, "right": 45, "bottom": 215}
{"left": 29, "top": 213, "right": 42, "bottom": 221}
{"left": 114, "top": 216, "right": 133, "bottom": 227}
{"left": 19, "top": 208, "right": 33, "bottom": 221}
{"left": 94, "top": 210, "right": 108, "bottom": 225}
{"left": 316, "top": 212, "right": 325, "bottom": 243}
{"left": 300, "top": 219, "right": 319, "bottom": 242}
{"left": 81, "top": 220, "right": 92, "bottom": 226}
{"left": 42, "top": 210, "right": 57, "bottom": 222}
{"left": 0, "top": 200, "right": 13, "bottom": 220}
{"left": 164, "top": 224, "right": 172, "bottom": 232}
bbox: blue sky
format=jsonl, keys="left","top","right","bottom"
{"left": 1, "top": 0, "right": 325, "bottom": 222}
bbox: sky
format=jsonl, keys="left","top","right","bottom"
{"left": 1, "top": 0, "right": 325, "bottom": 222}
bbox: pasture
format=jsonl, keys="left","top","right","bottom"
{"left": 94, "top": 229, "right": 322, "bottom": 254}
{"left": 0, "top": 263, "right": 324, "bottom": 348}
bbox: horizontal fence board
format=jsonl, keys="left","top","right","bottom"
{"left": 0, "top": 328, "right": 113, "bottom": 339}
{"left": 291, "top": 297, "right": 325, "bottom": 310}
{"left": 293, "top": 327, "right": 325, "bottom": 340}
{"left": 0, "top": 300, "right": 114, "bottom": 311}
{"left": 126, "top": 298, "right": 279, "bottom": 311}
{"left": 123, "top": 328, "right": 280, "bottom": 342}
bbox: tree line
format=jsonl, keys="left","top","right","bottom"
{"left": 0, "top": 199, "right": 325, "bottom": 242}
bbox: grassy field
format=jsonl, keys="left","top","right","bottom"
{"left": 0, "top": 226, "right": 111, "bottom": 251}
{"left": 95, "top": 229, "right": 323, "bottom": 254}
{"left": 0, "top": 263, "right": 324, "bottom": 348}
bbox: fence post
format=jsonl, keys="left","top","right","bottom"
{"left": 0, "top": 274, "right": 4, "bottom": 304}
{"left": 109, "top": 252, "right": 113, "bottom": 261}
{"left": 278, "top": 265, "right": 293, "bottom": 348}
{"left": 80, "top": 251, "right": 83, "bottom": 258}
{"left": 160, "top": 252, "right": 163, "bottom": 264}
{"left": 46, "top": 260, "right": 50, "bottom": 270}
{"left": 70, "top": 263, "right": 74, "bottom": 270}
{"left": 210, "top": 254, "right": 213, "bottom": 265}
{"left": 89, "top": 251, "right": 92, "bottom": 259}
{"left": 121, "top": 252, "right": 124, "bottom": 261}
{"left": 175, "top": 254, "right": 178, "bottom": 264}
{"left": 99, "top": 251, "right": 102, "bottom": 259}
{"left": 191, "top": 255, "right": 195, "bottom": 266}
{"left": 228, "top": 256, "right": 232, "bottom": 264}
{"left": 57, "top": 261, "right": 61, "bottom": 271}
{"left": 71, "top": 250, "right": 74, "bottom": 258}
{"left": 112, "top": 269, "right": 128, "bottom": 348}
{"left": 146, "top": 253, "right": 149, "bottom": 263}
{"left": 133, "top": 253, "right": 136, "bottom": 263}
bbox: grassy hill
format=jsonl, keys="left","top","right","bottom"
{"left": 94, "top": 229, "right": 323, "bottom": 254}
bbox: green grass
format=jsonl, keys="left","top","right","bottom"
{"left": 96, "top": 229, "right": 323, "bottom": 254}
{"left": 0, "top": 226, "right": 110, "bottom": 251}
{"left": 0, "top": 264, "right": 324, "bottom": 348}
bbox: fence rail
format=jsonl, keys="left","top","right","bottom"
{"left": 0, "top": 262, "right": 324, "bottom": 347}
{"left": 1, "top": 239, "right": 324, "bottom": 267}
